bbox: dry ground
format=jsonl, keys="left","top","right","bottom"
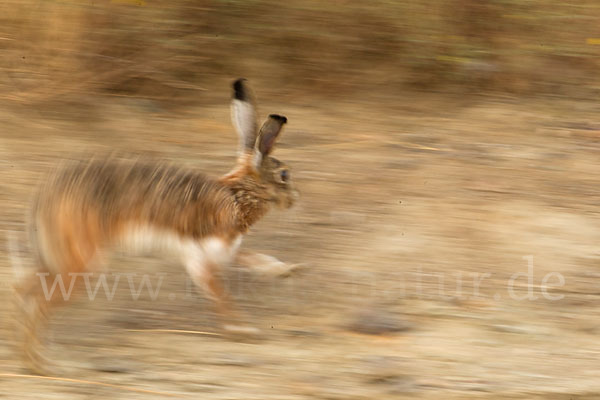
{"left": 0, "top": 91, "right": 599, "bottom": 399}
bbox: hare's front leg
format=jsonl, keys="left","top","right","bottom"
{"left": 182, "top": 237, "right": 259, "bottom": 336}
{"left": 235, "top": 250, "right": 303, "bottom": 277}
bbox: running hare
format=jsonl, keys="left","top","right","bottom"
{"left": 15, "top": 78, "right": 299, "bottom": 373}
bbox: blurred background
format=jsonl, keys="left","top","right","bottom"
{"left": 1, "top": 1, "right": 600, "bottom": 399}
{"left": 2, "top": 0, "right": 600, "bottom": 100}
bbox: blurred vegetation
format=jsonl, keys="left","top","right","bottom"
{"left": 0, "top": 0, "right": 599, "bottom": 107}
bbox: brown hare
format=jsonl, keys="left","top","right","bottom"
{"left": 15, "top": 78, "right": 299, "bottom": 374}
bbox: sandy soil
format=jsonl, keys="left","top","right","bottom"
{"left": 1, "top": 92, "right": 599, "bottom": 399}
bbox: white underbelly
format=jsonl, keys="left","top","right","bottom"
{"left": 119, "top": 225, "right": 242, "bottom": 266}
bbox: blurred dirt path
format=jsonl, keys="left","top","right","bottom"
{"left": 1, "top": 95, "right": 599, "bottom": 399}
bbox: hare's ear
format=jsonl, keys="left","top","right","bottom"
{"left": 257, "top": 114, "right": 287, "bottom": 158}
{"left": 231, "top": 78, "right": 258, "bottom": 156}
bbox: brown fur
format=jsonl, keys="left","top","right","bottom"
{"left": 17, "top": 79, "right": 297, "bottom": 374}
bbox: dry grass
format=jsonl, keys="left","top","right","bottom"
{"left": 0, "top": 0, "right": 599, "bottom": 108}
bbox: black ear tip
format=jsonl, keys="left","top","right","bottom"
{"left": 233, "top": 78, "right": 248, "bottom": 101}
{"left": 269, "top": 114, "right": 287, "bottom": 124}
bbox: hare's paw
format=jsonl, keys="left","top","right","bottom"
{"left": 258, "top": 257, "right": 306, "bottom": 277}
{"left": 238, "top": 252, "right": 306, "bottom": 277}
{"left": 277, "top": 262, "right": 306, "bottom": 277}
{"left": 222, "top": 324, "right": 262, "bottom": 342}
{"left": 223, "top": 324, "right": 261, "bottom": 335}
{"left": 22, "top": 336, "right": 53, "bottom": 376}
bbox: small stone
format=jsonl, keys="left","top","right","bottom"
{"left": 347, "top": 310, "right": 413, "bottom": 335}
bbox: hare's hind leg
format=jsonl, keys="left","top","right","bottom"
{"left": 16, "top": 220, "right": 99, "bottom": 374}
{"left": 14, "top": 270, "right": 79, "bottom": 375}
{"left": 14, "top": 271, "right": 48, "bottom": 374}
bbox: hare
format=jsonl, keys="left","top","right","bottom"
{"left": 15, "top": 78, "right": 299, "bottom": 374}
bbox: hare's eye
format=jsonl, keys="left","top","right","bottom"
{"left": 280, "top": 169, "right": 289, "bottom": 183}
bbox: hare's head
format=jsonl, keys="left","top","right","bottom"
{"left": 226, "top": 78, "right": 298, "bottom": 209}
